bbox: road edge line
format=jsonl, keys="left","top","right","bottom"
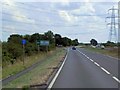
{"left": 47, "top": 48, "right": 69, "bottom": 89}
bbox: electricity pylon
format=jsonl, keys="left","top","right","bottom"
{"left": 106, "top": 6, "right": 118, "bottom": 43}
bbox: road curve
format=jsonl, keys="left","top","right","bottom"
{"left": 52, "top": 47, "right": 119, "bottom": 88}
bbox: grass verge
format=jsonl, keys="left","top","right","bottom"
{"left": 2, "top": 50, "right": 55, "bottom": 79}
{"left": 3, "top": 47, "right": 66, "bottom": 88}
{"left": 81, "top": 46, "right": 118, "bottom": 58}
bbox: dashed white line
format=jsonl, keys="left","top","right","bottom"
{"left": 112, "top": 76, "right": 120, "bottom": 83}
{"left": 77, "top": 49, "right": 120, "bottom": 83}
{"left": 100, "top": 67, "right": 110, "bottom": 75}
{"left": 86, "top": 56, "right": 90, "bottom": 59}
{"left": 94, "top": 62, "right": 100, "bottom": 67}
{"left": 89, "top": 59, "right": 94, "bottom": 62}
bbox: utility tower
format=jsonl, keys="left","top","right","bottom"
{"left": 118, "top": 2, "right": 120, "bottom": 42}
{"left": 106, "top": 6, "right": 118, "bottom": 43}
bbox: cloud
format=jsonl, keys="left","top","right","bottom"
{"left": 59, "top": 10, "right": 78, "bottom": 23}
{"left": 2, "top": 25, "right": 17, "bottom": 34}
{"left": 3, "top": 0, "right": 35, "bottom": 23}
{"left": 60, "top": 0, "right": 70, "bottom": 6}
{"left": 70, "top": 2, "right": 95, "bottom": 16}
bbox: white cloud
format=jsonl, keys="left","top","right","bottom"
{"left": 2, "top": 25, "right": 17, "bottom": 34}
{"left": 59, "top": 10, "right": 78, "bottom": 23}
{"left": 3, "top": 0, "right": 35, "bottom": 23}
{"left": 60, "top": 0, "right": 70, "bottom": 6}
{"left": 71, "top": 2, "right": 95, "bottom": 16}
{"left": 8, "top": 0, "right": 119, "bottom": 2}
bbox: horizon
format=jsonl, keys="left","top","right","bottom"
{"left": 1, "top": 0, "right": 119, "bottom": 43}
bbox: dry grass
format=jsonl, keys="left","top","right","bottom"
{"left": 3, "top": 48, "right": 66, "bottom": 88}
{"left": 2, "top": 52, "right": 48, "bottom": 79}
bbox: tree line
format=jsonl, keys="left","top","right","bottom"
{"left": 2, "top": 31, "right": 79, "bottom": 66}
{"left": 90, "top": 39, "right": 120, "bottom": 47}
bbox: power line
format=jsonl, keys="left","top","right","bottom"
{"left": 1, "top": 12, "right": 45, "bottom": 23}
{"left": 2, "top": 2, "right": 58, "bottom": 14}
{"left": 2, "top": 18, "right": 105, "bottom": 27}
{"left": 2, "top": 27, "right": 33, "bottom": 32}
{"left": 2, "top": 18, "right": 51, "bottom": 26}
{"left": 2, "top": 26, "right": 42, "bottom": 33}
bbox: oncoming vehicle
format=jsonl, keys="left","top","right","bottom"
{"left": 72, "top": 47, "right": 76, "bottom": 50}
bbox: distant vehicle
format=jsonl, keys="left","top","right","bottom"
{"left": 72, "top": 47, "right": 76, "bottom": 50}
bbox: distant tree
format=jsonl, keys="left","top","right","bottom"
{"left": 105, "top": 41, "right": 116, "bottom": 46}
{"left": 44, "top": 31, "right": 55, "bottom": 44}
{"left": 8, "top": 34, "right": 22, "bottom": 44}
{"left": 24, "top": 34, "right": 31, "bottom": 41}
{"left": 61, "top": 37, "right": 70, "bottom": 46}
{"left": 90, "top": 39, "right": 98, "bottom": 46}
{"left": 68, "top": 38, "right": 72, "bottom": 46}
{"left": 7, "top": 34, "right": 23, "bottom": 60}
{"left": 29, "top": 33, "right": 40, "bottom": 43}
{"left": 25, "top": 43, "right": 36, "bottom": 55}
{"left": 72, "top": 39, "right": 79, "bottom": 46}
{"left": 2, "top": 31, "right": 80, "bottom": 66}
{"left": 55, "top": 34, "right": 62, "bottom": 46}
{"left": 7, "top": 42, "right": 23, "bottom": 59}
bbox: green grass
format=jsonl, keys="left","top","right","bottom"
{"left": 2, "top": 52, "right": 48, "bottom": 79}
{"left": 82, "top": 46, "right": 118, "bottom": 58}
{"left": 3, "top": 48, "right": 66, "bottom": 88}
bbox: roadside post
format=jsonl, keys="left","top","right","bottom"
{"left": 22, "top": 39, "right": 26, "bottom": 65}
{"left": 36, "top": 40, "right": 40, "bottom": 53}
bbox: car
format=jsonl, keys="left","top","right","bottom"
{"left": 72, "top": 47, "right": 76, "bottom": 50}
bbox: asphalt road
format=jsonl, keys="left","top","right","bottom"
{"left": 52, "top": 47, "right": 119, "bottom": 88}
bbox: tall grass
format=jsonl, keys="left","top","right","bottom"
{"left": 3, "top": 48, "right": 66, "bottom": 88}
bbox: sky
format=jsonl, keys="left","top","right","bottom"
{"left": 1, "top": 0, "right": 119, "bottom": 43}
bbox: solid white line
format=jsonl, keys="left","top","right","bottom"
{"left": 47, "top": 48, "right": 69, "bottom": 89}
{"left": 100, "top": 67, "right": 110, "bottom": 75}
{"left": 112, "top": 76, "right": 120, "bottom": 83}
{"left": 94, "top": 62, "right": 100, "bottom": 67}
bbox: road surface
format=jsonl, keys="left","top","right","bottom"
{"left": 52, "top": 47, "right": 119, "bottom": 88}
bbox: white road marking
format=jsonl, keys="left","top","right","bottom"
{"left": 47, "top": 48, "right": 69, "bottom": 89}
{"left": 100, "top": 67, "right": 110, "bottom": 75}
{"left": 77, "top": 49, "right": 120, "bottom": 83}
{"left": 112, "top": 76, "right": 120, "bottom": 83}
{"left": 89, "top": 59, "right": 94, "bottom": 62}
{"left": 94, "top": 62, "right": 100, "bottom": 67}
{"left": 86, "top": 56, "right": 90, "bottom": 59}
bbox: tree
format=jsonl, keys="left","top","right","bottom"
{"left": 55, "top": 34, "right": 62, "bottom": 46}
{"left": 2, "top": 42, "right": 12, "bottom": 66}
{"left": 29, "top": 33, "right": 40, "bottom": 43}
{"left": 25, "top": 43, "right": 36, "bottom": 55}
{"left": 8, "top": 34, "right": 22, "bottom": 44}
{"left": 61, "top": 37, "right": 70, "bottom": 46}
{"left": 7, "top": 34, "right": 23, "bottom": 60}
{"left": 24, "top": 34, "right": 31, "bottom": 41}
{"left": 72, "top": 39, "right": 79, "bottom": 46}
{"left": 90, "top": 39, "right": 98, "bottom": 46}
{"left": 44, "top": 31, "right": 55, "bottom": 44}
